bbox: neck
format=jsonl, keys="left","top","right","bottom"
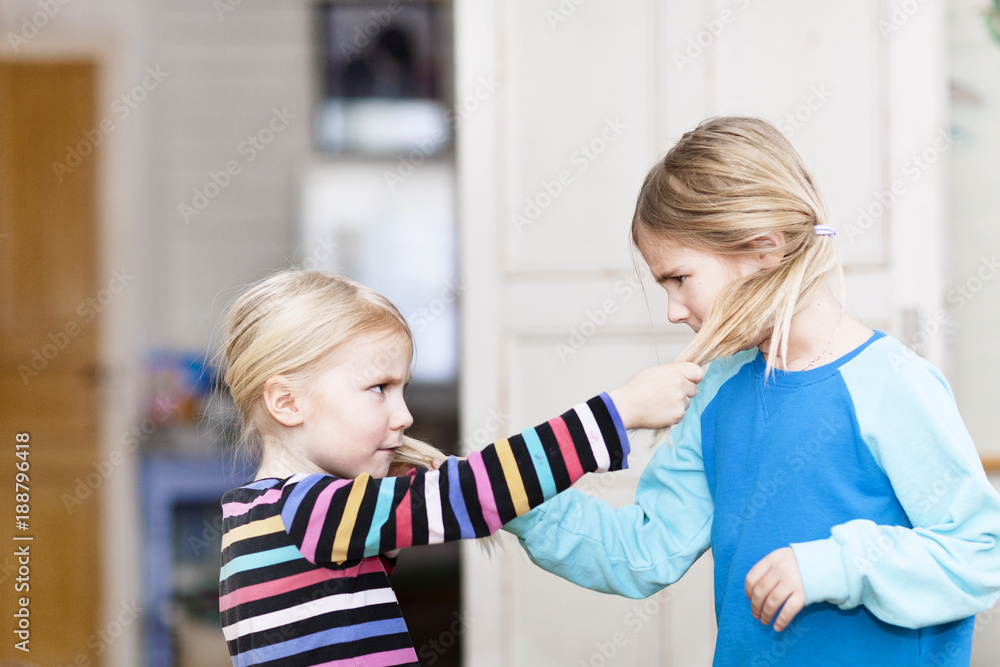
{"left": 255, "top": 435, "right": 320, "bottom": 480}
{"left": 758, "top": 286, "right": 844, "bottom": 371}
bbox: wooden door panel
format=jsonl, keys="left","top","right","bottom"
{"left": 0, "top": 60, "right": 102, "bottom": 666}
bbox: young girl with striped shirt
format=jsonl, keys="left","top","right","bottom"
{"left": 217, "top": 269, "right": 702, "bottom": 666}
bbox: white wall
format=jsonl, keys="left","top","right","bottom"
{"left": 949, "top": 0, "right": 1000, "bottom": 458}
{"left": 146, "top": 0, "right": 313, "bottom": 349}
{"left": 949, "top": 3, "right": 1000, "bottom": 663}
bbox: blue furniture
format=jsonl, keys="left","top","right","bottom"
{"left": 141, "top": 451, "right": 253, "bottom": 666}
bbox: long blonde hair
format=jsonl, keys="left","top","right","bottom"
{"left": 221, "top": 269, "right": 446, "bottom": 472}
{"left": 632, "top": 116, "right": 843, "bottom": 373}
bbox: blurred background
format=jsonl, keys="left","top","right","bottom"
{"left": 1, "top": 0, "right": 999, "bottom": 665}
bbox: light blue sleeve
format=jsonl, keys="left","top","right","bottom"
{"left": 503, "top": 355, "right": 750, "bottom": 599}
{"left": 790, "top": 337, "right": 1000, "bottom": 629}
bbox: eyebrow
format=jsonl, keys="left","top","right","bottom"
{"left": 653, "top": 268, "right": 681, "bottom": 284}
{"left": 387, "top": 373, "right": 411, "bottom": 386}
{"left": 362, "top": 371, "right": 411, "bottom": 388}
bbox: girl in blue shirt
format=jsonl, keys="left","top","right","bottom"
{"left": 506, "top": 116, "right": 1000, "bottom": 666}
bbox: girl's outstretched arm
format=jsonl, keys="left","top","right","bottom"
{"left": 784, "top": 341, "right": 1000, "bottom": 629}
{"left": 224, "top": 362, "right": 702, "bottom": 567}
{"left": 503, "top": 357, "right": 745, "bottom": 599}
{"left": 503, "top": 428, "right": 714, "bottom": 599}
{"left": 273, "top": 393, "right": 625, "bottom": 564}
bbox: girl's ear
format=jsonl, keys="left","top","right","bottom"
{"left": 262, "top": 376, "right": 306, "bottom": 427}
{"left": 750, "top": 232, "right": 786, "bottom": 269}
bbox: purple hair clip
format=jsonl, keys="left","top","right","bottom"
{"left": 814, "top": 225, "right": 836, "bottom": 238}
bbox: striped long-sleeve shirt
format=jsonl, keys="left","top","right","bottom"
{"left": 219, "top": 393, "right": 628, "bottom": 666}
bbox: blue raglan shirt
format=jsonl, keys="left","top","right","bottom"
{"left": 505, "top": 332, "right": 1000, "bottom": 666}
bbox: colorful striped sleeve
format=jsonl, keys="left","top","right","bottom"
{"left": 278, "top": 393, "right": 628, "bottom": 565}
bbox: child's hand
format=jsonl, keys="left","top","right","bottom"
{"left": 608, "top": 362, "right": 703, "bottom": 430}
{"left": 387, "top": 460, "right": 417, "bottom": 477}
{"left": 387, "top": 458, "right": 449, "bottom": 477}
{"left": 745, "top": 547, "right": 806, "bottom": 632}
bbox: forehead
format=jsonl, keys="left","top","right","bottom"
{"left": 637, "top": 234, "right": 707, "bottom": 269}
{"left": 344, "top": 329, "right": 412, "bottom": 362}
{"left": 335, "top": 330, "right": 412, "bottom": 384}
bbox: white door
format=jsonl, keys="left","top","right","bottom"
{"left": 455, "top": 1, "right": 948, "bottom": 664}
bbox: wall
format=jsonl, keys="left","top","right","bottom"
{"left": 145, "top": 0, "right": 313, "bottom": 350}
{"left": 949, "top": 2, "right": 1000, "bottom": 663}
{"left": 949, "top": 0, "right": 1000, "bottom": 458}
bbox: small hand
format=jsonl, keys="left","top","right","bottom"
{"left": 608, "top": 361, "right": 704, "bottom": 431}
{"left": 387, "top": 460, "right": 417, "bottom": 477}
{"left": 744, "top": 547, "right": 806, "bottom": 632}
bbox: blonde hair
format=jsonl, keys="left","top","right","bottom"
{"left": 632, "top": 116, "right": 843, "bottom": 373}
{"left": 221, "top": 269, "right": 446, "bottom": 472}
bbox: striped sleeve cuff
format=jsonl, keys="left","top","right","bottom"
{"left": 595, "top": 392, "right": 630, "bottom": 471}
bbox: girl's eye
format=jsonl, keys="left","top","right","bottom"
{"left": 674, "top": 276, "right": 687, "bottom": 285}
{"left": 369, "top": 384, "right": 386, "bottom": 394}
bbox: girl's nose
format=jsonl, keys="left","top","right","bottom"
{"left": 393, "top": 400, "right": 414, "bottom": 431}
{"left": 666, "top": 299, "right": 689, "bottom": 325}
